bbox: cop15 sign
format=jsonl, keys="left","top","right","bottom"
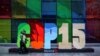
{"left": 17, "top": 20, "right": 85, "bottom": 49}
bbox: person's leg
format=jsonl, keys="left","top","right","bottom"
{"left": 23, "top": 42, "right": 28, "bottom": 53}
{"left": 20, "top": 41, "right": 22, "bottom": 49}
{"left": 20, "top": 41, "right": 23, "bottom": 53}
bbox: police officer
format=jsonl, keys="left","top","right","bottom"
{"left": 20, "top": 30, "right": 28, "bottom": 53}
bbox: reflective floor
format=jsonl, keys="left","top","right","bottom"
{"left": 0, "top": 53, "right": 96, "bottom": 56}
{"left": 0, "top": 44, "right": 100, "bottom": 56}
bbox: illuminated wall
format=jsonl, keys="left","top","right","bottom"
{"left": 0, "top": 0, "right": 100, "bottom": 47}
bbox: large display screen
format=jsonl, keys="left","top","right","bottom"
{"left": 0, "top": 0, "right": 100, "bottom": 50}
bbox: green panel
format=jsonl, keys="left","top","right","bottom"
{"left": 57, "top": 19, "right": 72, "bottom": 43}
{"left": 12, "top": 0, "right": 27, "bottom": 18}
{"left": 26, "top": 0, "right": 41, "bottom": 18}
{"left": 57, "top": 0, "right": 71, "bottom": 18}
{"left": 0, "top": 19, "right": 11, "bottom": 43}
{"left": 17, "top": 23, "right": 30, "bottom": 48}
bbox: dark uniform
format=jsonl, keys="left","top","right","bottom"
{"left": 20, "top": 30, "right": 28, "bottom": 53}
